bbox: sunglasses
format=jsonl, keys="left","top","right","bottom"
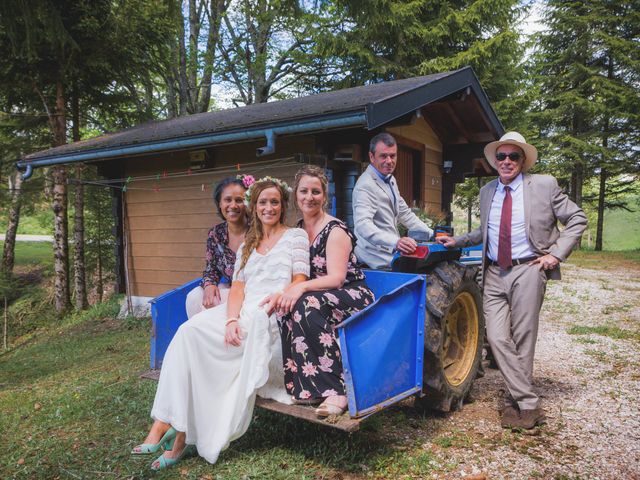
{"left": 495, "top": 152, "right": 523, "bottom": 162}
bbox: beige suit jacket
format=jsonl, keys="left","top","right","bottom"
{"left": 353, "top": 164, "right": 433, "bottom": 268}
{"left": 453, "top": 173, "right": 587, "bottom": 280}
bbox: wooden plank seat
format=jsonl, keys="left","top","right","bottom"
{"left": 139, "top": 369, "right": 363, "bottom": 432}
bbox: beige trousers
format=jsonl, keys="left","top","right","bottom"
{"left": 483, "top": 263, "right": 547, "bottom": 410}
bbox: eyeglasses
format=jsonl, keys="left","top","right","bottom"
{"left": 495, "top": 152, "right": 523, "bottom": 162}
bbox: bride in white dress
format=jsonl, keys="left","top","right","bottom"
{"left": 131, "top": 178, "right": 309, "bottom": 470}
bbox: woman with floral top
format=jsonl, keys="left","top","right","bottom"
{"left": 276, "top": 165, "right": 375, "bottom": 417}
{"left": 185, "top": 175, "right": 254, "bottom": 318}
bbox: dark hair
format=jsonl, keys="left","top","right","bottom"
{"left": 293, "top": 165, "right": 329, "bottom": 210}
{"left": 213, "top": 177, "right": 246, "bottom": 219}
{"left": 369, "top": 132, "right": 397, "bottom": 154}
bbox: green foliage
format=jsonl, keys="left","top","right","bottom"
{"left": 0, "top": 271, "right": 18, "bottom": 300}
{"left": 397, "top": 207, "right": 446, "bottom": 237}
{"left": 5, "top": 285, "right": 58, "bottom": 341}
{"left": 67, "top": 294, "right": 122, "bottom": 323}
{"left": 580, "top": 192, "right": 640, "bottom": 251}
{"left": 217, "top": 0, "right": 328, "bottom": 104}
{"left": 529, "top": 0, "right": 640, "bottom": 214}
{"left": 318, "top": 0, "right": 527, "bottom": 117}
{"left": 0, "top": 209, "right": 54, "bottom": 236}
{"left": 70, "top": 166, "right": 116, "bottom": 301}
{"left": 452, "top": 178, "right": 482, "bottom": 234}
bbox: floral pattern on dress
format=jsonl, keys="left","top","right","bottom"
{"left": 279, "top": 220, "right": 375, "bottom": 400}
{"left": 201, "top": 222, "right": 241, "bottom": 288}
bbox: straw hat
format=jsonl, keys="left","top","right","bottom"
{"left": 484, "top": 131, "right": 538, "bottom": 172}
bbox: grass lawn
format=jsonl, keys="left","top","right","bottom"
{"left": 585, "top": 196, "right": 640, "bottom": 251}
{"left": 1, "top": 239, "right": 638, "bottom": 478}
{"left": 567, "top": 249, "right": 640, "bottom": 270}
{"left": 0, "top": 241, "right": 53, "bottom": 269}
{"left": 0, "top": 302, "right": 437, "bottom": 479}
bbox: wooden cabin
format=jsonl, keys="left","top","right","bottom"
{"left": 17, "top": 67, "right": 503, "bottom": 307}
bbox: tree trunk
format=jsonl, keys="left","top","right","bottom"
{"left": 176, "top": 4, "right": 190, "bottom": 116}
{"left": 252, "top": 0, "right": 271, "bottom": 104}
{"left": 595, "top": 167, "right": 606, "bottom": 251}
{"left": 3, "top": 296, "right": 7, "bottom": 350}
{"left": 96, "top": 200, "right": 103, "bottom": 303}
{"left": 52, "top": 165, "right": 71, "bottom": 314}
{"left": 466, "top": 201, "right": 472, "bottom": 233}
{"left": 575, "top": 162, "right": 583, "bottom": 207}
{"left": 70, "top": 81, "right": 88, "bottom": 309}
{"left": 197, "top": 0, "right": 228, "bottom": 112}
{"left": 188, "top": 0, "right": 199, "bottom": 112}
{"left": 1, "top": 172, "right": 23, "bottom": 274}
{"left": 71, "top": 81, "right": 88, "bottom": 310}
{"left": 51, "top": 80, "right": 70, "bottom": 314}
{"left": 73, "top": 164, "right": 88, "bottom": 309}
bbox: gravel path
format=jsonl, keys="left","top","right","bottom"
{"left": 421, "top": 263, "right": 640, "bottom": 480}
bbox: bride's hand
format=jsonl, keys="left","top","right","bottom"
{"left": 224, "top": 321, "right": 243, "bottom": 347}
{"left": 276, "top": 283, "right": 305, "bottom": 315}
{"left": 258, "top": 292, "right": 282, "bottom": 315}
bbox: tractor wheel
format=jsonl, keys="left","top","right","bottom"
{"left": 417, "top": 261, "right": 484, "bottom": 412}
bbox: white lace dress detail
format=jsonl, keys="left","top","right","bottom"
{"left": 150, "top": 228, "right": 309, "bottom": 463}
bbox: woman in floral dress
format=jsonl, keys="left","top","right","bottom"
{"left": 185, "top": 175, "right": 253, "bottom": 318}
{"left": 276, "top": 165, "right": 374, "bottom": 417}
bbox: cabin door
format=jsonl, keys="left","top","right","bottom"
{"left": 394, "top": 145, "right": 422, "bottom": 208}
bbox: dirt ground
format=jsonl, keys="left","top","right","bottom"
{"left": 412, "top": 262, "right": 640, "bottom": 480}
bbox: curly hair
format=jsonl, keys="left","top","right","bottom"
{"left": 238, "top": 179, "right": 290, "bottom": 272}
{"left": 293, "top": 164, "right": 329, "bottom": 211}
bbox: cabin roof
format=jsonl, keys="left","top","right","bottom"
{"left": 18, "top": 67, "right": 502, "bottom": 169}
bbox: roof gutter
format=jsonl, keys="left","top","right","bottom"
{"left": 16, "top": 113, "right": 367, "bottom": 180}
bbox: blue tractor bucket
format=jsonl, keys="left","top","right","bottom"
{"left": 149, "top": 270, "right": 427, "bottom": 422}
{"left": 337, "top": 270, "right": 426, "bottom": 418}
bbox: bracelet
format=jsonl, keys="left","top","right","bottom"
{"left": 225, "top": 317, "right": 239, "bottom": 326}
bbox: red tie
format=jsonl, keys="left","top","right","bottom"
{"left": 498, "top": 186, "right": 512, "bottom": 270}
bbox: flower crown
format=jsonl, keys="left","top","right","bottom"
{"left": 244, "top": 176, "right": 292, "bottom": 207}
{"left": 236, "top": 174, "right": 256, "bottom": 189}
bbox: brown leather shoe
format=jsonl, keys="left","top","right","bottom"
{"left": 515, "top": 408, "right": 546, "bottom": 429}
{"left": 499, "top": 405, "right": 520, "bottom": 429}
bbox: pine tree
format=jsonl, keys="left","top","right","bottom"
{"left": 318, "top": 0, "right": 527, "bottom": 120}
{"left": 0, "top": 0, "right": 175, "bottom": 313}
{"left": 531, "top": 0, "right": 640, "bottom": 250}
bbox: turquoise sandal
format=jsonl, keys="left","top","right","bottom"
{"left": 131, "top": 427, "right": 177, "bottom": 455}
{"left": 150, "top": 444, "right": 197, "bottom": 470}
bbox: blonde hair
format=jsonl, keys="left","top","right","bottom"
{"left": 293, "top": 165, "right": 329, "bottom": 210}
{"left": 238, "top": 179, "right": 289, "bottom": 272}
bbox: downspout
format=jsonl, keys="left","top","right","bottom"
{"left": 18, "top": 164, "right": 33, "bottom": 180}
{"left": 256, "top": 129, "right": 275, "bottom": 156}
{"left": 16, "top": 113, "right": 367, "bottom": 180}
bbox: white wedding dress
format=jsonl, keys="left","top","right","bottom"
{"left": 151, "top": 228, "right": 309, "bottom": 463}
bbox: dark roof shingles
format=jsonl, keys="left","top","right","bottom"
{"left": 25, "top": 70, "right": 455, "bottom": 161}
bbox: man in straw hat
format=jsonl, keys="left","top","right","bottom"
{"left": 437, "top": 131, "right": 587, "bottom": 429}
